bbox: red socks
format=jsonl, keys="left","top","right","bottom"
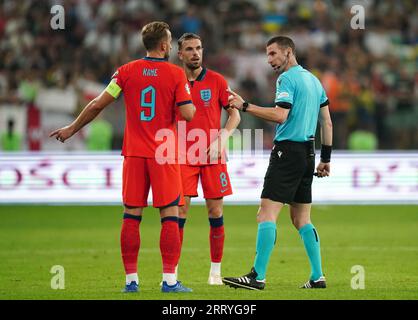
{"left": 160, "top": 217, "right": 181, "bottom": 273}
{"left": 178, "top": 218, "right": 186, "bottom": 257}
{"left": 121, "top": 214, "right": 181, "bottom": 276}
{"left": 209, "top": 217, "right": 225, "bottom": 263}
{"left": 178, "top": 216, "right": 225, "bottom": 263}
{"left": 120, "top": 213, "right": 141, "bottom": 274}
{"left": 121, "top": 214, "right": 223, "bottom": 276}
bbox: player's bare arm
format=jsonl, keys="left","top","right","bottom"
{"left": 49, "top": 90, "right": 115, "bottom": 143}
{"left": 316, "top": 105, "right": 333, "bottom": 177}
{"left": 207, "top": 106, "right": 240, "bottom": 160}
{"left": 227, "top": 89, "right": 289, "bottom": 124}
{"left": 178, "top": 103, "right": 196, "bottom": 122}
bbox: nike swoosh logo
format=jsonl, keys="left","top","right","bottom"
{"left": 220, "top": 188, "right": 229, "bottom": 193}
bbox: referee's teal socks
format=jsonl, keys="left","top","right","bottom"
{"left": 299, "top": 223, "right": 323, "bottom": 281}
{"left": 253, "top": 221, "right": 277, "bottom": 281}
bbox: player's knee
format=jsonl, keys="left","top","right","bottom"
{"left": 124, "top": 206, "right": 142, "bottom": 216}
{"left": 179, "top": 205, "right": 189, "bottom": 218}
{"left": 159, "top": 205, "right": 179, "bottom": 218}
{"left": 208, "top": 206, "right": 222, "bottom": 218}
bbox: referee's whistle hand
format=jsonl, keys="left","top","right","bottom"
{"left": 315, "top": 162, "right": 330, "bottom": 178}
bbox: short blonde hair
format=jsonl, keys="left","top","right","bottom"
{"left": 141, "top": 21, "right": 170, "bottom": 51}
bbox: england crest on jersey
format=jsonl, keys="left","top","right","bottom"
{"left": 200, "top": 89, "right": 211, "bottom": 102}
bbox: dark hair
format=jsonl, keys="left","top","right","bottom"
{"left": 178, "top": 33, "right": 202, "bottom": 50}
{"left": 266, "top": 36, "right": 296, "bottom": 55}
{"left": 141, "top": 21, "right": 170, "bottom": 51}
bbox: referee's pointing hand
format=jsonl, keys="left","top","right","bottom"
{"left": 227, "top": 88, "right": 244, "bottom": 110}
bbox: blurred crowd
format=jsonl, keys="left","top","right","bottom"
{"left": 0, "top": 0, "right": 417, "bottom": 150}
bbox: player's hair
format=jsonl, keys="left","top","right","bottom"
{"left": 178, "top": 33, "right": 202, "bottom": 50}
{"left": 266, "top": 36, "right": 296, "bottom": 55}
{"left": 141, "top": 21, "right": 170, "bottom": 51}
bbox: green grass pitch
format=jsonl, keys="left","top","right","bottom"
{"left": 0, "top": 205, "right": 417, "bottom": 300}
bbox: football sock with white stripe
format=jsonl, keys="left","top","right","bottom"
{"left": 162, "top": 273, "right": 177, "bottom": 286}
{"left": 253, "top": 221, "right": 277, "bottom": 281}
{"left": 210, "top": 262, "right": 221, "bottom": 275}
{"left": 126, "top": 273, "right": 138, "bottom": 285}
{"left": 299, "top": 223, "right": 323, "bottom": 281}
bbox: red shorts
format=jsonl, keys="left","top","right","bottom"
{"left": 122, "top": 157, "right": 184, "bottom": 208}
{"left": 180, "top": 164, "right": 232, "bottom": 199}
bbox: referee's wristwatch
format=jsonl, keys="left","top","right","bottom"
{"left": 242, "top": 101, "right": 249, "bottom": 112}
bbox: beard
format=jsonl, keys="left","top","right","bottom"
{"left": 164, "top": 51, "right": 170, "bottom": 59}
{"left": 186, "top": 61, "right": 201, "bottom": 70}
{"left": 275, "top": 57, "right": 289, "bottom": 75}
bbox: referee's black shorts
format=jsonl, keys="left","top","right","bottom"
{"left": 261, "top": 140, "right": 315, "bottom": 204}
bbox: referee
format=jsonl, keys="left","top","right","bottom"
{"left": 223, "top": 36, "right": 333, "bottom": 290}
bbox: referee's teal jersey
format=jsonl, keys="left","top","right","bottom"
{"left": 274, "top": 65, "right": 329, "bottom": 143}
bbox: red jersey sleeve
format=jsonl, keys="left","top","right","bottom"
{"left": 218, "top": 75, "right": 230, "bottom": 109}
{"left": 174, "top": 69, "right": 193, "bottom": 106}
{"left": 111, "top": 67, "right": 126, "bottom": 91}
{"left": 105, "top": 66, "right": 126, "bottom": 99}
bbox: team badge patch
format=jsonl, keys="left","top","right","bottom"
{"left": 200, "top": 89, "right": 211, "bottom": 102}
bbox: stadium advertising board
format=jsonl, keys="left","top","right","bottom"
{"left": 0, "top": 152, "right": 417, "bottom": 204}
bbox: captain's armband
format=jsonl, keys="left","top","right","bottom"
{"left": 105, "top": 80, "right": 122, "bottom": 99}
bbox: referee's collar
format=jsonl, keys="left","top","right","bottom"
{"left": 288, "top": 64, "right": 302, "bottom": 71}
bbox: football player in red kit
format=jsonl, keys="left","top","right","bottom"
{"left": 50, "top": 22, "right": 196, "bottom": 293}
{"left": 176, "top": 33, "right": 240, "bottom": 285}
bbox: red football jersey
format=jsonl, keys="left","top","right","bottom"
{"left": 177, "top": 68, "right": 230, "bottom": 165}
{"left": 110, "top": 57, "right": 192, "bottom": 158}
